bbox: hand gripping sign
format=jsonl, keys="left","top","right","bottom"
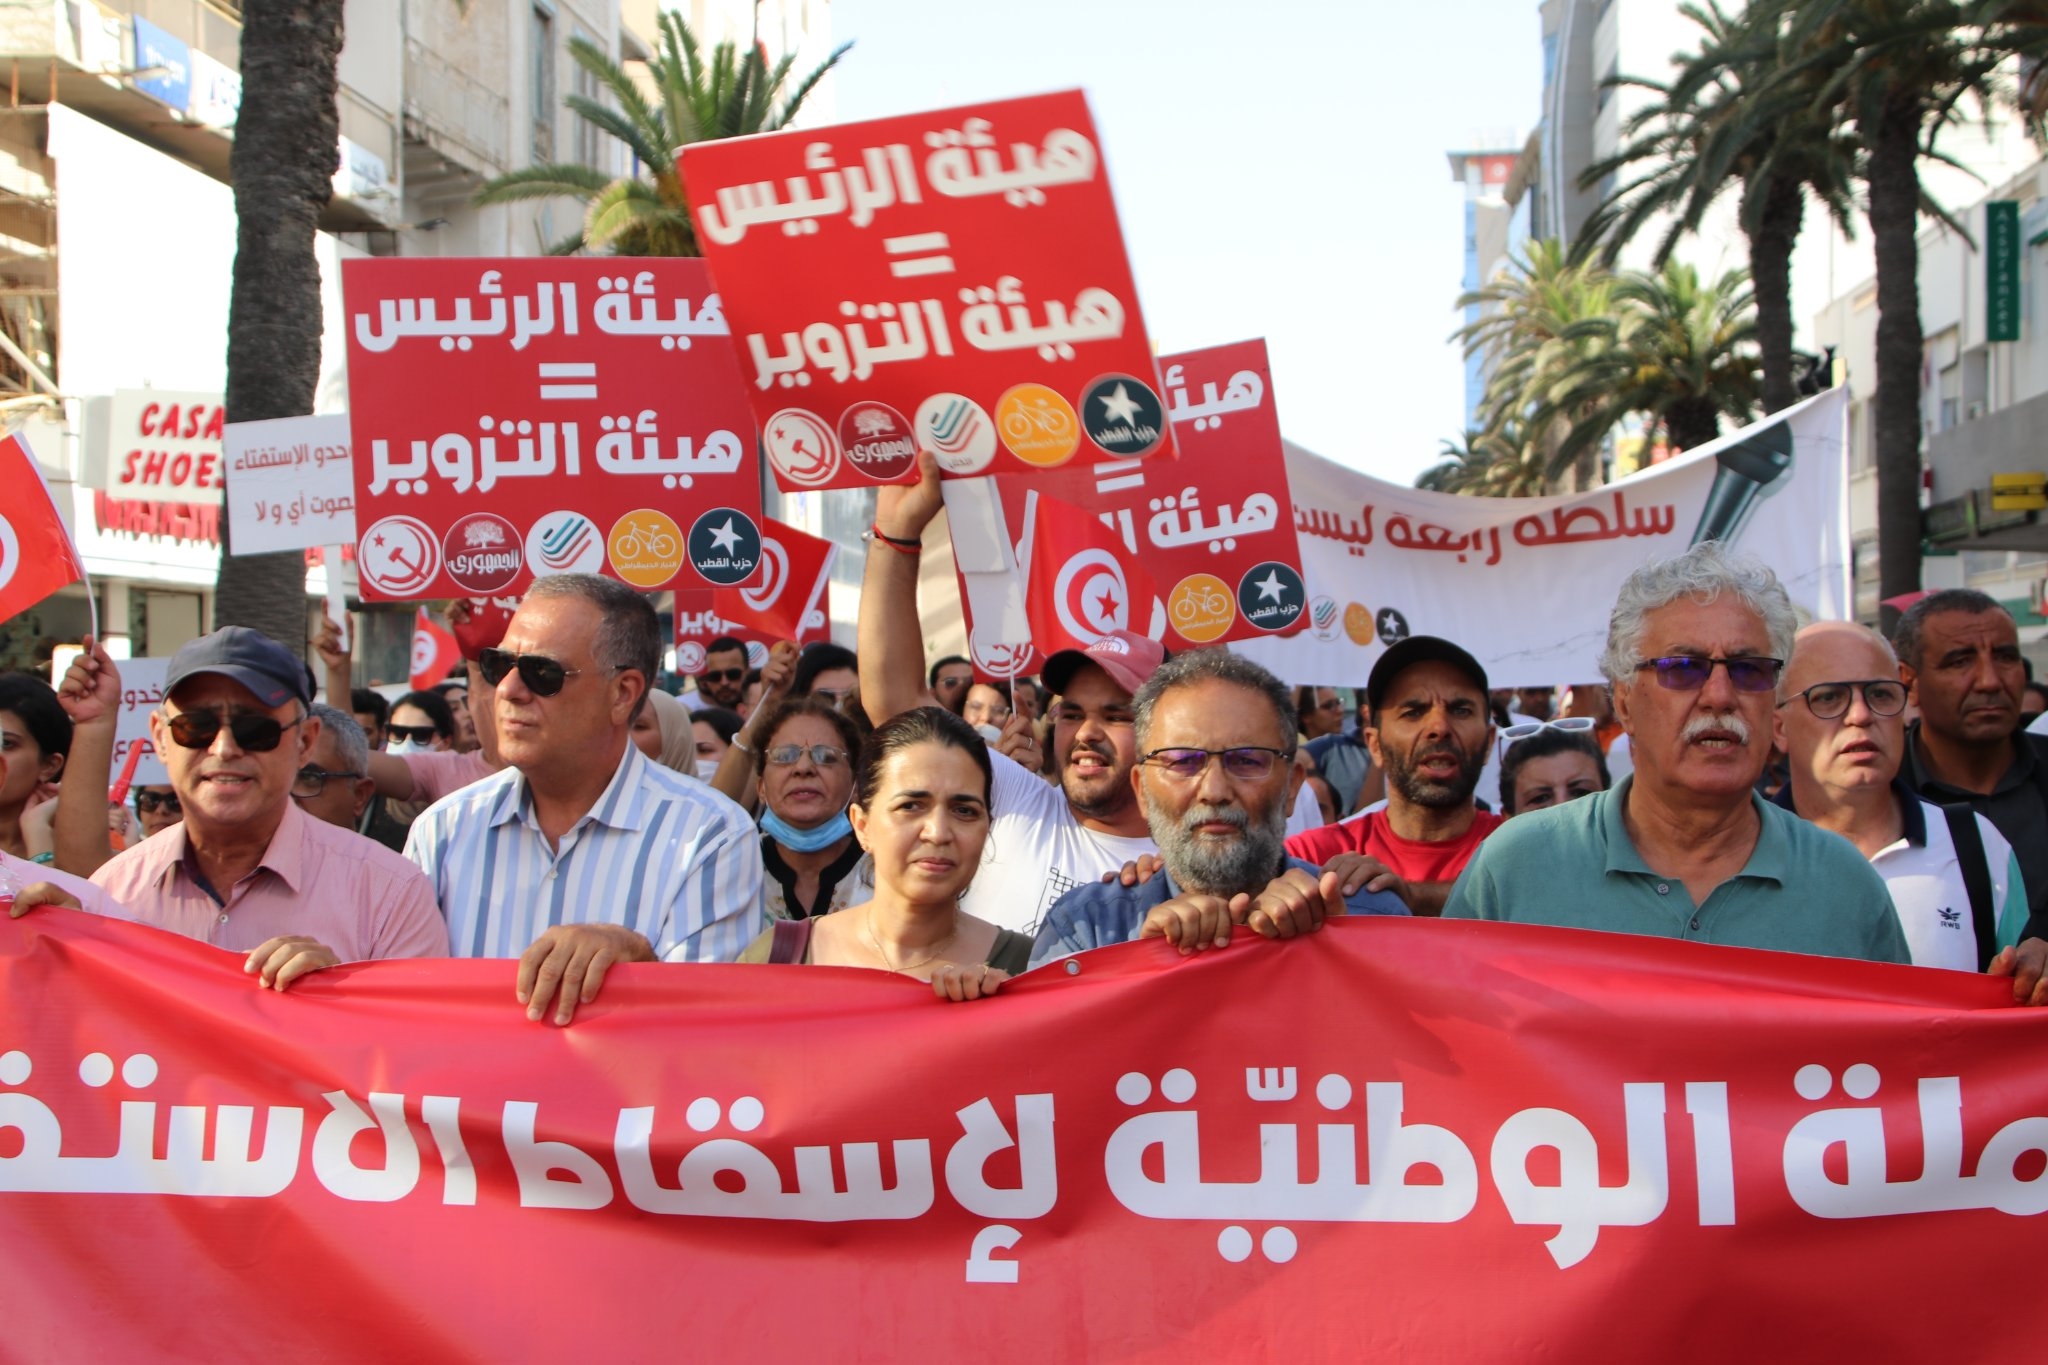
{"left": 344, "top": 258, "right": 763, "bottom": 601}
{"left": 678, "top": 89, "right": 1175, "bottom": 492}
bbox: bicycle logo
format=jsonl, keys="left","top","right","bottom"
{"left": 606, "top": 508, "right": 685, "bottom": 588}
{"left": 996, "top": 383, "right": 1080, "bottom": 467}
{"left": 1168, "top": 572, "right": 1235, "bottom": 644}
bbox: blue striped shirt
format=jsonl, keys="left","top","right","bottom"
{"left": 404, "top": 743, "right": 766, "bottom": 962}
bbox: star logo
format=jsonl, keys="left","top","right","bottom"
{"left": 706, "top": 518, "right": 741, "bottom": 554}
{"left": 1254, "top": 569, "right": 1287, "bottom": 603}
{"left": 686, "top": 507, "right": 762, "bottom": 587}
{"left": 1079, "top": 374, "right": 1167, "bottom": 459}
{"left": 1098, "top": 383, "right": 1141, "bottom": 426}
{"left": 1234, "top": 560, "right": 1307, "bottom": 634}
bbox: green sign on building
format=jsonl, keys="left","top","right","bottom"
{"left": 1988, "top": 199, "right": 2020, "bottom": 342}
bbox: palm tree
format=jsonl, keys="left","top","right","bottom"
{"left": 1417, "top": 420, "right": 1553, "bottom": 497}
{"left": 1578, "top": 1, "right": 1860, "bottom": 414}
{"left": 214, "top": 1, "right": 345, "bottom": 646}
{"left": 475, "top": 14, "right": 851, "bottom": 255}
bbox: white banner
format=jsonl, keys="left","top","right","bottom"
{"left": 1235, "top": 389, "right": 1851, "bottom": 688}
{"left": 222, "top": 414, "right": 357, "bottom": 555}
{"left": 98, "top": 389, "right": 226, "bottom": 504}
{"left": 112, "top": 657, "right": 170, "bottom": 787}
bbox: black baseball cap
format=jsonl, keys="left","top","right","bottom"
{"left": 1366, "top": 636, "right": 1489, "bottom": 713}
{"left": 164, "top": 627, "right": 312, "bottom": 710}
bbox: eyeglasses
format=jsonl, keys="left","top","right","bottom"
{"left": 1315, "top": 696, "right": 1346, "bottom": 712}
{"left": 386, "top": 724, "right": 441, "bottom": 745}
{"left": 1140, "top": 746, "right": 1292, "bottom": 781}
{"left": 134, "top": 790, "right": 181, "bottom": 816}
{"left": 292, "top": 766, "right": 365, "bottom": 798}
{"left": 1634, "top": 655, "right": 1783, "bottom": 693}
{"left": 479, "top": 647, "right": 589, "bottom": 697}
{"left": 702, "top": 667, "right": 745, "bottom": 684}
{"left": 765, "top": 743, "right": 848, "bottom": 768}
{"left": 811, "top": 686, "right": 856, "bottom": 706}
{"left": 1777, "top": 679, "right": 1908, "bottom": 720}
{"left": 1500, "top": 716, "right": 1598, "bottom": 745}
{"left": 935, "top": 674, "right": 972, "bottom": 690}
{"left": 164, "top": 709, "right": 304, "bottom": 753}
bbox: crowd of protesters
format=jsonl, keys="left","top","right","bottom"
{"left": 4, "top": 455, "right": 2046, "bottom": 1012}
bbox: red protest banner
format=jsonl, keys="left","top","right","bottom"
{"left": 344, "top": 259, "right": 762, "bottom": 601}
{"left": 711, "top": 517, "right": 838, "bottom": 643}
{"left": 3, "top": 911, "right": 2044, "bottom": 1362}
{"left": 671, "top": 590, "right": 786, "bottom": 675}
{"left": 0, "top": 434, "right": 87, "bottom": 623}
{"left": 678, "top": 90, "right": 1174, "bottom": 492}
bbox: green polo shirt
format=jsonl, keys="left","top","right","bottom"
{"left": 1443, "top": 776, "right": 1910, "bottom": 964}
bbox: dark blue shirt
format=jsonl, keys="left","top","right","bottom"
{"left": 1028, "top": 855, "right": 1409, "bottom": 968}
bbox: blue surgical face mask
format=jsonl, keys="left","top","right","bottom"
{"left": 760, "top": 808, "right": 852, "bottom": 853}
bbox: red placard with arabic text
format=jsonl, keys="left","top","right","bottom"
{"left": 678, "top": 90, "right": 1173, "bottom": 492}
{"left": 344, "top": 258, "right": 762, "bottom": 601}
{"left": 4, "top": 911, "right": 2046, "bottom": 1362}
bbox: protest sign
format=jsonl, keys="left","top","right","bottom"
{"left": 3, "top": 910, "right": 2043, "bottom": 1362}
{"left": 223, "top": 414, "right": 356, "bottom": 555}
{"left": 1236, "top": 388, "right": 1853, "bottom": 687}
{"left": 343, "top": 259, "right": 761, "bottom": 601}
{"left": 0, "top": 434, "right": 87, "bottom": 625}
{"left": 101, "top": 390, "right": 226, "bottom": 504}
{"left": 109, "top": 656, "right": 169, "bottom": 787}
{"left": 678, "top": 90, "right": 1172, "bottom": 492}
{"left": 672, "top": 591, "right": 774, "bottom": 674}
{"left": 710, "top": 518, "right": 838, "bottom": 643}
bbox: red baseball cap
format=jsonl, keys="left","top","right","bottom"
{"left": 1041, "top": 630, "right": 1166, "bottom": 699}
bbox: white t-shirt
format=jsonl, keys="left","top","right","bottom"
{"left": 954, "top": 751, "right": 1156, "bottom": 937}
{"left": 1, "top": 848, "right": 129, "bottom": 921}
{"left": 1873, "top": 799, "right": 2029, "bottom": 972}
{"left": 2028, "top": 711, "right": 2048, "bottom": 737}
{"left": 1285, "top": 781, "right": 1325, "bottom": 836}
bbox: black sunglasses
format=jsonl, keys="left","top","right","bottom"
{"left": 385, "top": 723, "right": 441, "bottom": 745}
{"left": 479, "top": 647, "right": 597, "bottom": 697}
{"left": 702, "top": 667, "right": 745, "bottom": 684}
{"left": 134, "top": 790, "right": 181, "bottom": 815}
{"left": 165, "top": 709, "right": 303, "bottom": 753}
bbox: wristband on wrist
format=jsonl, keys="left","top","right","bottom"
{"left": 30, "top": 851, "right": 55, "bottom": 865}
{"left": 730, "top": 734, "right": 753, "bottom": 754}
{"left": 866, "top": 524, "right": 921, "bottom": 555}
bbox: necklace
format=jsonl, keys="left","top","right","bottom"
{"left": 862, "top": 907, "right": 959, "bottom": 976}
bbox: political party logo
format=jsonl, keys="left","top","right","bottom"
{"left": 1080, "top": 374, "right": 1167, "bottom": 458}
{"left": 676, "top": 641, "right": 707, "bottom": 674}
{"left": 915, "top": 393, "right": 996, "bottom": 475}
{"left": 1376, "top": 606, "right": 1411, "bottom": 645}
{"left": 442, "top": 512, "right": 523, "bottom": 593}
{"left": 357, "top": 515, "right": 440, "bottom": 597}
{"left": 687, "top": 507, "right": 762, "bottom": 587}
{"left": 996, "top": 384, "right": 1080, "bottom": 468}
{"left": 764, "top": 408, "right": 840, "bottom": 488}
{"left": 606, "top": 508, "right": 684, "bottom": 589}
{"left": 1168, "top": 572, "right": 1235, "bottom": 644}
{"left": 1309, "top": 595, "right": 1340, "bottom": 641}
{"left": 0, "top": 512, "right": 17, "bottom": 593}
{"left": 1344, "top": 602, "right": 1376, "bottom": 646}
{"left": 740, "top": 534, "right": 790, "bottom": 612}
{"left": 970, "top": 635, "right": 1036, "bottom": 681}
{"left": 526, "top": 511, "right": 604, "bottom": 577}
{"left": 1054, "top": 548, "right": 1131, "bottom": 643}
{"left": 744, "top": 641, "right": 769, "bottom": 668}
{"left": 1236, "top": 561, "right": 1307, "bottom": 633}
{"left": 837, "top": 401, "right": 917, "bottom": 482}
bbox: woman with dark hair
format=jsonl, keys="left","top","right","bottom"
{"left": 0, "top": 673, "right": 71, "bottom": 860}
{"left": 740, "top": 707, "right": 1032, "bottom": 998}
{"left": 386, "top": 689, "right": 456, "bottom": 755}
{"left": 962, "top": 679, "right": 1011, "bottom": 735}
{"left": 1497, "top": 722, "right": 1610, "bottom": 817}
{"left": 748, "top": 697, "right": 867, "bottom": 921}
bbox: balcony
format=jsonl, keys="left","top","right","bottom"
{"left": 401, "top": 35, "right": 507, "bottom": 202}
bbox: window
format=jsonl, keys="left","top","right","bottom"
{"left": 531, "top": 4, "right": 556, "bottom": 163}
{"left": 572, "top": 31, "right": 603, "bottom": 170}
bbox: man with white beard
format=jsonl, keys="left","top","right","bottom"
{"left": 1030, "top": 650, "right": 1407, "bottom": 966}
{"left": 1445, "top": 544, "right": 1907, "bottom": 964}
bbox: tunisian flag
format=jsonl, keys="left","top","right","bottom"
{"left": 0, "top": 433, "right": 87, "bottom": 622}
{"left": 711, "top": 517, "right": 837, "bottom": 643}
{"left": 1021, "top": 489, "right": 1160, "bottom": 663}
{"left": 408, "top": 606, "right": 462, "bottom": 690}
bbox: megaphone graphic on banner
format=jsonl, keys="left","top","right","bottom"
{"left": 1690, "top": 419, "right": 1794, "bottom": 547}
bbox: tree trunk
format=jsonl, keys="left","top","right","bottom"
{"left": 1865, "top": 100, "right": 1926, "bottom": 635}
{"left": 1745, "top": 170, "right": 1804, "bottom": 415}
{"left": 1666, "top": 394, "right": 1723, "bottom": 452}
{"left": 213, "top": 1, "right": 345, "bottom": 650}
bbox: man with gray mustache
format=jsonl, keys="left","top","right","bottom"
{"left": 1030, "top": 650, "right": 1408, "bottom": 967}
{"left": 1444, "top": 543, "right": 1908, "bottom": 963}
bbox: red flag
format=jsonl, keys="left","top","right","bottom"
{"left": 1021, "top": 489, "right": 1159, "bottom": 660}
{"left": 672, "top": 591, "right": 774, "bottom": 675}
{"left": 409, "top": 606, "right": 462, "bottom": 690}
{"left": 0, "top": 433, "right": 86, "bottom": 622}
{"left": 712, "top": 518, "right": 837, "bottom": 642}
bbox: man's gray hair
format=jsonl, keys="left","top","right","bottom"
{"left": 523, "top": 573, "right": 661, "bottom": 716}
{"left": 309, "top": 702, "right": 369, "bottom": 775}
{"left": 1599, "top": 541, "right": 1799, "bottom": 687}
{"left": 1132, "top": 648, "right": 1298, "bottom": 754}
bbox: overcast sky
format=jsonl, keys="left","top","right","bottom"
{"left": 830, "top": 0, "right": 1544, "bottom": 483}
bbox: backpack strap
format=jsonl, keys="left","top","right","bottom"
{"left": 1940, "top": 803, "right": 1998, "bottom": 971}
{"left": 767, "top": 917, "right": 815, "bottom": 965}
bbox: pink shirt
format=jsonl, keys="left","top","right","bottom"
{"left": 1, "top": 848, "right": 128, "bottom": 920}
{"left": 403, "top": 750, "right": 498, "bottom": 804}
{"left": 90, "top": 800, "right": 449, "bottom": 961}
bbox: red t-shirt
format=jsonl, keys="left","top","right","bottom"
{"left": 1285, "top": 808, "right": 1506, "bottom": 885}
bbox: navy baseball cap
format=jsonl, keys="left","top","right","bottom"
{"left": 164, "top": 627, "right": 311, "bottom": 710}
{"left": 1366, "top": 636, "right": 1489, "bottom": 713}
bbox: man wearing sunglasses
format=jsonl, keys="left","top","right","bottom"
{"left": 1031, "top": 650, "right": 1408, "bottom": 965}
{"left": 693, "top": 637, "right": 750, "bottom": 711}
{"left": 404, "top": 575, "right": 764, "bottom": 1025}
{"left": 1446, "top": 544, "right": 1908, "bottom": 964}
{"left": 82, "top": 628, "right": 448, "bottom": 986}
{"left": 1773, "top": 621, "right": 2029, "bottom": 973}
